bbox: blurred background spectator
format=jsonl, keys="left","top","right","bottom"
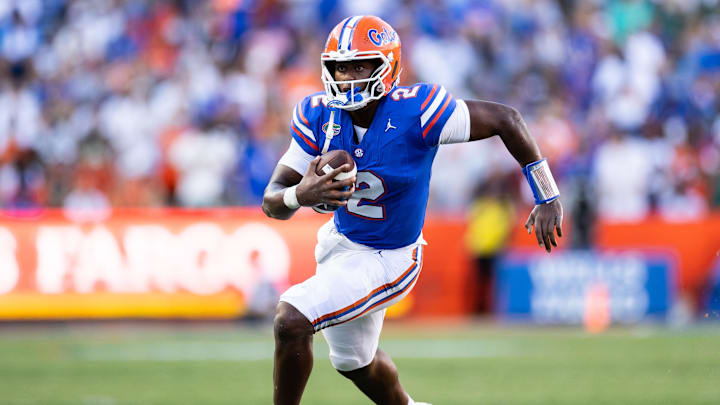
{"left": 0, "top": 0, "right": 718, "bottom": 229}
{"left": 465, "top": 172, "right": 516, "bottom": 314}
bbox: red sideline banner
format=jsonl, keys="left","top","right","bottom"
{"left": 0, "top": 208, "right": 471, "bottom": 320}
{"left": 2, "top": 208, "right": 717, "bottom": 320}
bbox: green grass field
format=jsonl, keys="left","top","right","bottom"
{"left": 1, "top": 321, "right": 719, "bottom": 404}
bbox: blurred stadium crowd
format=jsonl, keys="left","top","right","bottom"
{"left": 0, "top": 0, "right": 718, "bottom": 225}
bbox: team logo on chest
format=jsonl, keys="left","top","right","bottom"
{"left": 322, "top": 122, "right": 341, "bottom": 136}
{"left": 354, "top": 148, "right": 364, "bottom": 158}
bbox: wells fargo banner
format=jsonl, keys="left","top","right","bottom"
{"left": 1, "top": 208, "right": 718, "bottom": 320}
{"left": 0, "top": 208, "right": 472, "bottom": 320}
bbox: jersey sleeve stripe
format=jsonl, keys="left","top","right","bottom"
{"left": 422, "top": 94, "right": 453, "bottom": 138}
{"left": 420, "top": 86, "right": 447, "bottom": 126}
{"left": 420, "top": 84, "right": 438, "bottom": 111}
{"left": 293, "top": 107, "right": 316, "bottom": 141}
{"left": 291, "top": 123, "right": 319, "bottom": 151}
{"left": 296, "top": 104, "right": 311, "bottom": 126}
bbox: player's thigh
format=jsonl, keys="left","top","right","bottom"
{"left": 312, "top": 245, "right": 423, "bottom": 330}
{"left": 321, "top": 309, "right": 385, "bottom": 371}
{"left": 278, "top": 250, "right": 385, "bottom": 330}
{"left": 280, "top": 244, "right": 423, "bottom": 332}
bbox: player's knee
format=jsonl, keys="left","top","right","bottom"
{"left": 273, "top": 302, "right": 313, "bottom": 343}
{"left": 331, "top": 351, "right": 374, "bottom": 374}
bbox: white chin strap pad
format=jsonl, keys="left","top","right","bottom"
{"left": 330, "top": 89, "right": 371, "bottom": 111}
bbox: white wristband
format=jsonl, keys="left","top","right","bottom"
{"left": 283, "top": 185, "right": 300, "bottom": 209}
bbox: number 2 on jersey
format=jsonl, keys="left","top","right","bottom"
{"left": 390, "top": 85, "right": 420, "bottom": 101}
{"left": 347, "top": 171, "right": 385, "bottom": 220}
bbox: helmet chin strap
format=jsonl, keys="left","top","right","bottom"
{"left": 322, "top": 89, "right": 368, "bottom": 153}
{"left": 322, "top": 109, "right": 335, "bottom": 154}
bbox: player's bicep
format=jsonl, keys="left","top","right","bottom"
{"left": 463, "top": 99, "right": 519, "bottom": 142}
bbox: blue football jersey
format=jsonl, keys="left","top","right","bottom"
{"left": 289, "top": 83, "right": 457, "bottom": 249}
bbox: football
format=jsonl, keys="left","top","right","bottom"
{"left": 315, "top": 149, "right": 356, "bottom": 180}
{"left": 312, "top": 150, "right": 357, "bottom": 214}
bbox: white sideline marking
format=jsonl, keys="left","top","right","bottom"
{"left": 78, "top": 339, "right": 517, "bottom": 362}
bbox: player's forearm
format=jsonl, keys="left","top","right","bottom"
{"left": 262, "top": 183, "right": 298, "bottom": 220}
{"left": 496, "top": 107, "right": 542, "bottom": 167}
{"left": 485, "top": 104, "right": 561, "bottom": 208}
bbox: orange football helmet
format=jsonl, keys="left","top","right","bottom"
{"left": 321, "top": 15, "right": 402, "bottom": 111}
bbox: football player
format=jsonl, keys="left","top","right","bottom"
{"left": 262, "top": 15, "right": 563, "bottom": 405}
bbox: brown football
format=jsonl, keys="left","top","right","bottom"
{"left": 315, "top": 149, "right": 356, "bottom": 180}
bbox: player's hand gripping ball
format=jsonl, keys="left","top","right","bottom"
{"left": 312, "top": 150, "right": 356, "bottom": 214}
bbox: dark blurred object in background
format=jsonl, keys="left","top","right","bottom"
{"left": 570, "top": 176, "right": 595, "bottom": 249}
